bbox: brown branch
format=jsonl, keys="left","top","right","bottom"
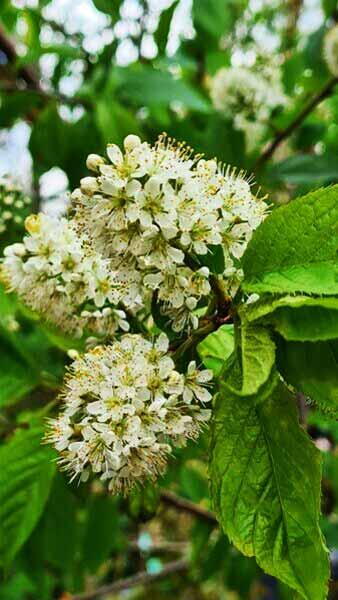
{"left": 160, "top": 489, "right": 217, "bottom": 525}
{"left": 68, "top": 559, "right": 188, "bottom": 600}
{"left": 0, "top": 24, "right": 42, "bottom": 91}
{"left": 253, "top": 76, "right": 338, "bottom": 171}
{"left": 1, "top": 82, "right": 92, "bottom": 110}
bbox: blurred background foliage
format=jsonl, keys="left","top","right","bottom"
{"left": 0, "top": 0, "right": 338, "bottom": 598}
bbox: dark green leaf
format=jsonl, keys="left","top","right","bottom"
{"left": 266, "top": 154, "right": 338, "bottom": 187}
{"left": 277, "top": 337, "right": 338, "bottom": 416}
{"left": 154, "top": 2, "right": 178, "bottom": 55}
{"left": 40, "top": 473, "right": 78, "bottom": 570}
{"left": 82, "top": 495, "right": 121, "bottom": 573}
{"left": 196, "top": 244, "right": 225, "bottom": 275}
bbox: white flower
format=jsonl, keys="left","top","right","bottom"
{"left": 210, "top": 66, "right": 286, "bottom": 150}
{"left": 3, "top": 133, "right": 269, "bottom": 336}
{"left": 2, "top": 213, "right": 140, "bottom": 338}
{"left": 46, "top": 334, "right": 212, "bottom": 494}
{"left": 183, "top": 361, "right": 213, "bottom": 404}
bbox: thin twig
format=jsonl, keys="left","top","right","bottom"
{"left": 172, "top": 321, "right": 216, "bottom": 361}
{"left": 160, "top": 489, "right": 217, "bottom": 525}
{"left": 253, "top": 76, "right": 338, "bottom": 170}
{"left": 69, "top": 559, "right": 188, "bottom": 600}
{"left": 0, "top": 24, "right": 41, "bottom": 90}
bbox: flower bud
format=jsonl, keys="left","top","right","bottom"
{"left": 80, "top": 177, "right": 99, "bottom": 195}
{"left": 185, "top": 297, "right": 198, "bottom": 310}
{"left": 86, "top": 154, "right": 105, "bottom": 172}
{"left": 25, "top": 214, "right": 41, "bottom": 234}
{"left": 198, "top": 267, "right": 210, "bottom": 278}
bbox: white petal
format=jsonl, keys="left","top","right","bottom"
{"left": 107, "top": 144, "right": 123, "bottom": 165}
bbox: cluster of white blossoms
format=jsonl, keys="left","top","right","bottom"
{"left": 46, "top": 333, "right": 213, "bottom": 493}
{"left": 0, "top": 176, "right": 31, "bottom": 235}
{"left": 324, "top": 25, "right": 338, "bottom": 77}
{"left": 2, "top": 134, "right": 269, "bottom": 336}
{"left": 2, "top": 213, "right": 132, "bottom": 337}
{"left": 210, "top": 66, "right": 286, "bottom": 150}
{"left": 70, "top": 134, "right": 269, "bottom": 331}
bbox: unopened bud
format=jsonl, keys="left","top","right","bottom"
{"left": 198, "top": 267, "right": 210, "bottom": 278}
{"left": 25, "top": 214, "right": 41, "bottom": 234}
{"left": 86, "top": 154, "right": 105, "bottom": 172}
{"left": 80, "top": 177, "right": 99, "bottom": 195}
{"left": 186, "top": 297, "right": 198, "bottom": 310}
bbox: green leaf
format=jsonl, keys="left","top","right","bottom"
{"left": 95, "top": 98, "right": 143, "bottom": 147}
{"left": 39, "top": 473, "right": 78, "bottom": 570}
{"left": 243, "top": 295, "right": 338, "bottom": 341}
{"left": 119, "top": 66, "right": 210, "bottom": 113}
{"left": 192, "top": 0, "right": 234, "bottom": 40}
{"left": 0, "top": 341, "right": 38, "bottom": 407}
{"left": 0, "top": 425, "right": 56, "bottom": 567}
{"left": 29, "top": 107, "right": 101, "bottom": 188}
{"left": 277, "top": 337, "right": 338, "bottom": 416}
{"left": 82, "top": 495, "right": 121, "bottom": 573}
{"left": 242, "top": 186, "right": 338, "bottom": 295}
{"left": 154, "top": 2, "right": 178, "bottom": 55}
{"left": 210, "top": 379, "right": 329, "bottom": 599}
{"left": 197, "top": 324, "right": 234, "bottom": 375}
{"left": 266, "top": 154, "right": 338, "bottom": 187}
{"left": 196, "top": 244, "right": 225, "bottom": 275}
{"left": 92, "top": 0, "right": 122, "bottom": 19}
{"left": 239, "top": 324, "right": 276, "bottom": 395}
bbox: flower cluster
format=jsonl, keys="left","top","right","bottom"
{"left": 46, "top": 333, "right": 212, "bottom": 493}
{"left": 2, "top": 134, "right": 269, "bottom": 337}
{"left": 324, "top": 25, "right": 338, "bottom": 77}
{"left": 0, "top": 176, "right": 31, "bottom": 236}
{"left": 70, "top": 134, "right": 268, "bottom": 330}
{"left": 210, "top": 66, "right": 286, "bottom": 150}
{"left": 2, "top": 213, "right": 132, "bottom": 337}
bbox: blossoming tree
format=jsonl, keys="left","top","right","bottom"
{"left": 0, "top": 1, "right": 338, "bottom": 599}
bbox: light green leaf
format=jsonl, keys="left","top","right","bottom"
{"left": 277, "top": 337, "right": 338, "bottom": 416}
{"left": 240, "top": 324, "right": 276, "bottom": 395}
{"left": 243, "top": 295, "right": 338, "bottom": 341}
{"left": 242, "top": 186, "right": 338, "bottom": 295}
{"left": 210, "top": 379, "right": 329, "bottom": 599}
{"left": 0, "top": 425, "right": 56, "bottom": 567}
{"left": 197, "top": 325, "right": 234, "bottom": 375}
